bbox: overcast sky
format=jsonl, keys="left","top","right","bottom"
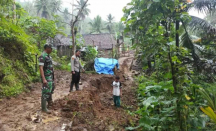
{"left": 21, "top": 0, "right": 205, "bottom": 21}
{"left": 63, "top": 0, "right": 206, "bottom": 21}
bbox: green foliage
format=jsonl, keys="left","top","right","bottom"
{"left": 83, "top": 46, "right": 97, "bottom": 71}
{"left": 76, "top": 33, "right": 85, "bottom": 49}
{"left": 130, "top": 76, "right": 212, "bottom": 131}
{"left": 21, "top": 17, "right": 60, "bottom": 50}
{"left": 0, "top": 2, "right": 61, "bottom": 97}
{"left": 84, "top": 46, "right": 98, "bottom": 61}
{"left": 35, "top": 0, "right": 62, "bottom": 19}
{"left": 51, "top": 50, "right": 71, "bottom": 71}
{"left": 0, "top": 17, "right": 38, "bottom": 97}
{"left": 123, "top": 0, "right": 216, "bottom": 130}
{"left": 74, "top": 0, "right": 91, "bottom": 20}
{"left": 198, "top": 87, "right": 216, "bottom": 111}
{"left": 106, "top": 14, "right": 115, "bottom": 33}
{"left": 89, "top": 15, "right": 103, "bottom": 34}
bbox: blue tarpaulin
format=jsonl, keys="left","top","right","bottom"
{"left": 94, "top": 58, "right": 119, "bottom": 75}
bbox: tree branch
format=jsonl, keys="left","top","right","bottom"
{"left": 56, "top": 7, "right": 75, "bottom": 16}
{"left": 72, "top": 0, "right": 89, "bottom": 26}
{"left": 60, "top": 21, "right": 71, "bottom": 26}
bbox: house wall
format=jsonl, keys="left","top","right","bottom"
{"left": 57, "top": 45, "right": 114, "bottom": 59}
{"left": 57, "top": 45, "right": 73, "bottom": 58}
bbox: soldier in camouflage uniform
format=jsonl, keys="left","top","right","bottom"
{"left": 38, "top": 44, "right": 55, "bottom": 113}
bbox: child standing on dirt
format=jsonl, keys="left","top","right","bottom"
{"left": 112, "top": 76, "right": 122, "bottom": 108}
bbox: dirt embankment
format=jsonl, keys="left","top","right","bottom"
{"left": 0, "top": 57, "right": 138, "bottom": 131}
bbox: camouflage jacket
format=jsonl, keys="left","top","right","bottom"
{"left": 38, "top": 51, "right": 54, "bottom": 81}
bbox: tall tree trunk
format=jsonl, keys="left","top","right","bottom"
{"left": 174, "top": 20, "right": 180, "bottom": 91}
{"left": 168, "top": 51, "right": 177, "bottom": 92}
{"left": 176, "top": 20, "right": 180, "bottom": 47}
{"left": 71, "top": 26, "right": 76, "bottom": 55}
{"left": 13, "top": 0, "right": 16, "bottom": 19}
{"left": 147, "top": 56, "right": 152, "bottom": 70}
{"left": 122, "top": 32, "right": 124, "bottom": 54}
{"left": 71, "top": 0, "right": 75, "bottom": 55}
{"left": 70, "top": 0, "right": 89, "bottom": 55}
{"left": 176, "top": 19, "right": 183, "bottom": 131}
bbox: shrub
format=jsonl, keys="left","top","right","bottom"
{"left": 0, "top": 17, "right": 38, "bottom": 97}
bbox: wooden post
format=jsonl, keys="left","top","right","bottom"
{"left": 35, "top": 54, "right": 38, "bottom": 72}
{"left": 13, "top": 0, "right": 16, "bottom": 20}
{"left": 124, "top": 43, "right": 125, "bottom": 57}
{"left": 112, "top": 44, "right": 113, "bottom": 64}
{"left": 92, "top": 40, "right": 94, "bottom": 47}
{"left": 128, "top": 45, "right": 129, "bottom": 57}
{"left": 99, "top": 42, "right": 101, "bottom": 50}
{"left": 117, "top": 39, "right": 119, "bottom": 59}
{"left": 129, "top": 59, "right": 134, "bottom": 71}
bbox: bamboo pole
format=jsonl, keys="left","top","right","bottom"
{"left": 128, "top": 45, "right": 129, "bottom": 57}
{"left": 112, "top": 44, "right": 113, "bottom": 64}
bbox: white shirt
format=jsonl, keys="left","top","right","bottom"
{"left": 71, "top": 55, "right": 83, "bottom": 72}
{"left": 112, "top": 81, "right": 122, "bottom": 96}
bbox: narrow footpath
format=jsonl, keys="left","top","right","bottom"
{"left": 0, "top": 56, "right": 139, "bottom": 131}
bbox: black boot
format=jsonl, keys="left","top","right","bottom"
{"left": 75, "top": 83, "right": 80, "bottom": 91}
{"left": 70, "top": 82, "right": 74, "bottom": 92}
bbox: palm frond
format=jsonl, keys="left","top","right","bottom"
{"left": 189, "top": 15, "right": 216, "bottom": 34}
{"left": 192, "top": 0, "right": 216, "bottom": 14}
{"left": 199, "top": 88, "right": 216, "bottom": 111}
{"left": 181, "top": 32, "right": 194, "bottom": 50}
{"left": 88, "top": 22, "right": 93, "bottom": 26}
{"left": 180, "top": 29, "right": 200, "bottom": 61}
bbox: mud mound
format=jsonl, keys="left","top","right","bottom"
{"left": 52, "top": 72, "right": 138, "bottom": 131}
{"left": 90, "top": 76, "right": 114, "bottom": 92}
{"left": 62, "top": 100, "right": 79, "bottom": 112}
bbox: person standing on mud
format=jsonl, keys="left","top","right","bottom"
{"left": 112, "top": 76, "right": 122, "bottom": 108}
{"left": 70, "top": 50, "right": 85, "bottom": 92}
{"left": 38, "top": 44, "right": 55, "bottom": 114}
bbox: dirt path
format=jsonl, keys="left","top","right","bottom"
{"left": 0, "top": 57, "right": 138, "bottom": 131}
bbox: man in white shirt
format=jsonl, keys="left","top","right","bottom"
{"left": 70, "top": 50, "right": 85, "bottom": 92}
{"left": 111, "top": 76, "right": 122, "bottom": 107}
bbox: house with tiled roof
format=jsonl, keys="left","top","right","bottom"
{"left": 53, "top": 33, "right": 116, "bottom": 58}
{"left": 82, "top": 33, "right": 116, "bottom": 50}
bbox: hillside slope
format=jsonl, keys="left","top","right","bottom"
{"left": 0, "top": 17, "right": 38, "bottom": 97}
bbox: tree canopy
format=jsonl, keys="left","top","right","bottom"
{"left": 122, "top": 0, "right": 216, "bottom": 130}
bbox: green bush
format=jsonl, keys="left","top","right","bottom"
{"left": 83, "top": 46, "right": 97, "bottom": 71}
{"left": 0, "top": 17, "right": 38, "bottom": 97}
{"left": 51, "top": 50, "right": 71, "bottom": 71}
{"left": 127, "top": 75, "right": 212, "bottom": 131}
{"left": 84, "top": 46, "right": 98, "bottom": 61}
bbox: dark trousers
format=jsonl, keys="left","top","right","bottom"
{"left": 113, "top": 95, "right": 121, "bottom": 107}
{"left": 70, "top": 71, "right": 80, "bottom": 91}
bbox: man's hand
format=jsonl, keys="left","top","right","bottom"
{"left": 72, "top": 71, "right": 75, "bottom": 74}
{"left": 43, "top": 79, "right": 48, "bottom": 86}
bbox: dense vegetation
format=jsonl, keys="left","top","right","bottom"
{"left": 0, "top": 0, "right": 60, "bottom": 97}
{"left": 5, "top": 0, "right": 216, "bottom": 130}
{"left": 0, "top": 0, "right": 127, "bottom": 97}
{"left": 123, "top": 0, "right": 216, "bottom": 130}
{"left": 16, "top": 0, "right": 131, "bottom": 45}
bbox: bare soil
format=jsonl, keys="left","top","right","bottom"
{"left": 0, "top": 57, "right": 138, "bottom": 131}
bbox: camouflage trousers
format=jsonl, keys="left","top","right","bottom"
{"left": 42, "top": 77, "right": 55, "bottom": 101}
